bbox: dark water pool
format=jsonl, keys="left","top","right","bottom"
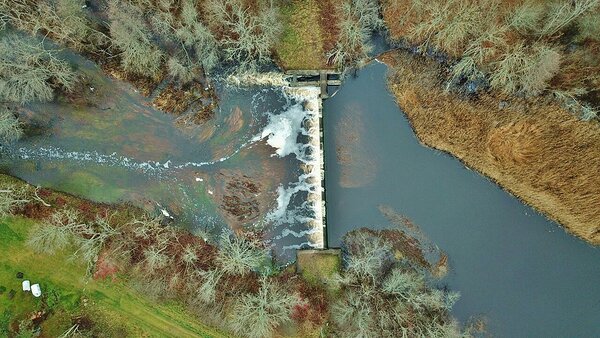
{"left": 323, "top": 62, "right": 600, "bottom": 337}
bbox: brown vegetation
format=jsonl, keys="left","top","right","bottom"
{"left": 153, "top": 82, "right": 217, "bottom": 123}
{"left": 382, "top": 0, "right": 600, "bottom": 114}
{"left": 384, "top": 50, "right": 600, "bottom": 244}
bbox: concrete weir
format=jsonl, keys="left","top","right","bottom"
{"left": 286, "top": 70, "right": 341, "bottom": 249}
{"left": 226, "top": 70, "right": 339, "bottom": 249}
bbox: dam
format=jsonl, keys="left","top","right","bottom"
{"left": 285, "top": 69, "right": 341, "bottom": 249}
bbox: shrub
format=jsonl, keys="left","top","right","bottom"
{"left": 490, "top": 43, "right": 561, "bottom": 96}
{"left": 0, "top": 107, "right": 23, "bottom": 144}
{"left": 215, "top": 233, "right": 268, "bottom": 276}
{"left": 229, "top": 278, "right": 297, "bottom": 338}
{"left": 538, "top": 0, "right": 599, "bottom": 38}
{"left": 108, "top": 0, "right": 164, "bottom": 77}
{"left": 0, "top": 184, "right": 29, "bottom": 216}
{"left": 521, "top": 45, "right": 562, "bottom": 95}
{"left": 0, "top": 34, "right": 76, "bottom": 104}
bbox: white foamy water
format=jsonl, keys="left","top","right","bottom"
{"left": 262, "top": 86, "right": 324, "bottom": 249}
{"left": 2, "top": 139, "right": 254, "bottom": 175}
{"left": 226, "top": 72, "right": 290, "bottom": 87}
{"left": 3, "top": 79, "right": 326, "bottom": 251}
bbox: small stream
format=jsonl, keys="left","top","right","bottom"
{"left": 323, "top": 62, "right": 600, "bottom": 337}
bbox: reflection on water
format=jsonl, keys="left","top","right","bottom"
{"left": 334, "top": 104, "right": 376, "bottom": 188}
{"left": 324, "top": 62, "right": 600, "bottom": 337}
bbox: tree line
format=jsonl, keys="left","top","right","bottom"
{"left": 1, "top": 180, "right": 477, "bottom": 337}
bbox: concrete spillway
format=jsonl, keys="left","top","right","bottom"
{"left": 281, "top": 86, "right": 326, "bottom": 249}
{"left": 227, "top": 70, "right": 339, "bottom": 249}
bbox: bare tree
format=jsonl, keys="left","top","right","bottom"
{"left": 71, "top": 213, "right": 121, "bottom": 270}
{"left": 195, "top": 268, "right": 223, "bottom": 305}
{"left": 26, "top": 209, "right": 80, "bottom": 254}
{"left": 0, "top": 0, "right": 107, "bottom": 52}
{"left": 0, "top": 107, "right": 22, "bottom": 144}
{"left": 143, "top": 244, "right": 170, "bottom": 273}
{"left": 0, "top": 33, "right": 76, "bottom": 104}
{"left": 229, "top": 278, "right": 298, "bottom": 338}
{"left": 205, "top": 0, "right": 282, "bottom": 71}
{"left": 538, "top": 0, "right": 599, "bottom": 38}
{"left": 148, "top": 0, "right": 219, "bottom": 84}
{"left": 216, "top": 232, "right": 268, "bottom": 276}
{"left": 108, "top": 0, "right": 164, "bottom": 77}
{"left": 490, "top": 43, "right": 562, "bottom": 96}
{"left": 329, "top": 0, "right": 383, "bottom": 67}
{"left": 36, "top": 0, "right": 99, "bottom": 51}
{"left": 332, "top": 230, "right": 469, "bottom": 337}
{"left": 0, "top": 183, "right": 29, "bottom": 216}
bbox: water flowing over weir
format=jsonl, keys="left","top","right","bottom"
{"left": 263, "top": 86, "right": 325, "bottom": 251}
{"left": 1, "top": 63, "right": 327, "bottom": 259}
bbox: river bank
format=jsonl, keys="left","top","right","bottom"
{"left": 382, "top": 50, "right": 600, "bottom": 245}
{"left": 323, "top": 61, "right": 600, "bottom": 336}
{"left": 0, "top": 174, "right": 232, "bottom": 337}
{"left": 1, "top": 171, "right": 473, "bottom": 337}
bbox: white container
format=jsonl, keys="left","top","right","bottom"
{"left": 31, "top": 284, "right": 42, "bottom": 297}
{"left": 22, "top": 280, "right": 31, "bottom": 291}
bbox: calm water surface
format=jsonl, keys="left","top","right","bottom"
{"left": 323, "top": 62, "right": 600, "bottom": 337}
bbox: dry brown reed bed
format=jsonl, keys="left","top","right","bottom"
{"left": 382, "top": 51, "right": 600, "bottom": 245}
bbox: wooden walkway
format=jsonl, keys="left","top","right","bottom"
{"left": 285, "top": 70, "right": 341, "bottom": 99}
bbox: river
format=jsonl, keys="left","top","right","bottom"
{"left": 323, "top": 61, "right": 600, "bottom": 337}
{"left": 0, "top": 51, "right": 324, "bottom": 260}
{"left": 2, "top": 44, "right": 599, "bottom": 337}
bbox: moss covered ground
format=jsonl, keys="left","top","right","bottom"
{"left": 275, "top": 0, "right": 340, "bottom": 70}
{"left": 296, "top": 249, "right": 341, "bottom": 294}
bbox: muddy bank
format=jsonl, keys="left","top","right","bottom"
{"left": 382, "top": 51, "right": 600, "bottom": 245}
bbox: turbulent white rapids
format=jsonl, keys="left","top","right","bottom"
{"left": 262, "top": 86, "right": 324, "bottom": 249}
{"left": 3, "top": 75, "right": 325, "bottom": 250}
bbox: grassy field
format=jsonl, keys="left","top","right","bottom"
{"left": 296, "top": 250, "right": 341, "bottom": 294}
{"left": 0, "top": 215, "right": 230, "bottom": 337}
{"left": 275, "top": 0, "right": 340, "bottom": 70}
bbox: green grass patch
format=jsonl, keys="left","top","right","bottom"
{"left": 0, "top": 215, "right": 230, "bottom": 337}
{"left": 296, "top": 249, "right": 341, "bottom": 293}
{"left": 276, "top": 0, "right": 327, "bottom": 70}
